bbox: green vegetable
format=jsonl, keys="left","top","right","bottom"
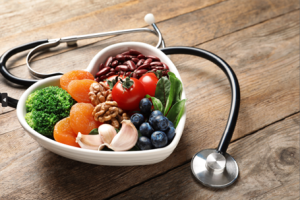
{"left": 25, "top": 86, "right": 76, "bottom": 138}
{"left": 146, "top": 95, "right": 163, "bottom": 113}
{"left": 146, "top": 72, "right": 186, "bottom": 128}
{"left": 154, "top": 77, "right": 170, "bottom": 113}
{"left": 164, "top": 72, "right": 183, "bottom": 116}
{"left": 89, "top": 128, "right": 99, "bottom": 135}
{"left": 166, "top": 99, "right": 186, "bottom": 127}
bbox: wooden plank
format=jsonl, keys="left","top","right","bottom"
{"left": 1, "top": 0, "right": 298, "bottom": 69}
{"left": 110, "top": 114, "right": 300, "bottom": 200}
{"left": 0, "top": 10, "right": 298, "bottom": 199}
{"left": 0, "top": 111, "right": 22, "bottom": 135}
{"left": 0, "top": 0, "right": 224, "bottom": 66}
{"left": 0, "top": 0, "right": 298, "bottom": 115}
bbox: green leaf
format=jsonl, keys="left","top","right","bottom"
{"left": 146, "top": 95, "right": 163, "bottom": 113}
{"left": 154, "top": 77, "right": 170, "bottom": 112}
{"left": 89, "top": 128, "right": 98, "bottom": 135}
{"left": 166, "top": 99, "right": 186, "bottom": 128}
{"left": 164, "top": 72, "right": 183, "bottom": 115}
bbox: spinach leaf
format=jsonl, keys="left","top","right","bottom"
{"left": 166, "top": 99, "right": 186, "bottom": 128}
{"left": 154, "top": 77, "right": 170, "bottom": 112}
{"left": 89, "top": 128, "right": 98, "bottom": 135}
{"left": 164, "top": 72, "right": 183, "bottom": 115}
{"left": 146, "top": 95, "right": 163, "bottom": 113}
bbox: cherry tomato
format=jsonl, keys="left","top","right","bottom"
{"left": 112, "top": 77, "right": 146, "bottom": 111}
{"left": 139, "top": 73, "right": 159, "bottom": 96}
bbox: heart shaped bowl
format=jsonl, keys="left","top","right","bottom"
{"left": 17, "top": 42, "right": 186, "bottom": 166}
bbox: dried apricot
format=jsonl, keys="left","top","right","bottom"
{"left": 53, "top": 117, "right": 80, "bottom": 147}
{"left": 70, "top": 103, "right": 102, "bottom": 135}
{"left": 68, "top": 79, "right": 97, "bottom": 103}
{"left": 60, "top": 70, "right": 94, "bottom": 91}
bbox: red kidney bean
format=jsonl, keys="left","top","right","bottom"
{"left": 116, "top": 54, "right": 125, "bottom": 62}
{"left": 144, "top": 58, "right": 152, "bottom": 65}
{"left": 111, "top": 60, "right": 119, "bottom": 67}
{"left": 151, "top": 66, "right": 157, "bottom": 69}
{"left": 106, "top": 72, "right": 115, "bottom": 77}
{"left": 162, "top": 62, "right": 169, "bottom": 70}
{"left": 96, "top": 67, "right": 110, "bottom": 77}
{"left": 132, "top": 72, "right": 138, "bottom": 79}
{"left": 124, "top": 55, "right": 132, "bottom": 60}
{"left": 112, "top": 57, "right": 116, "bottom": 61}
{"left": 126, "top": 60, "right": 136, "bottom": 71}
{"left": 137, "top": 54, "right": 145, "bottom": 59}
{"left": 156, "top": 66, "right": 164, "bottom": 70}
{"left": 131, "top": 57, "right": 139, "bottom": 63}
{"left": 147, "top": 55, "right": 160, "bottom": 61}
{"left": 137, "top": 64, "right": 150, "bottom": 70}
{"left": 105, "top": 56, "right": 113, "bottom": 67}
{"left": 121, "top": 51, "right": 130, "bottom": 55}
{"left": 117, "top": 65, "right": 129, "bottom": 71}
{"left": 99, "top": 63, "right": 104, "bottom": 71}
{"left": 136, "top": 59, "right": 144, "bottom": 66}
{"left": 95, "top": 77, "right": 100, "bottom": 82}
{"left": 100, "top": 75, "right": 108, "bottom": 81}
{"left": 110, "top": 68, "right": 115, "bottom": 72}
{"left": 129, "top": 49, "right": 141, "bottom": 55}
{"left": 118, "top": 71, "right": 125, "bottom": 75}
{"left": 125, "top": 72, "right": 132, "bottom": 76}
{"left": 135, "top": 69, "right": 148, "bottom": 76}
{"left": 150, "top": 62, "right": 163, "bottom": 66}
{"left": 151, "top": 69, "right": 157, "bottom": 72}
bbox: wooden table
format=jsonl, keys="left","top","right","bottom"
{"left": 0, "top": 0, "right": 299, "bottom": 199}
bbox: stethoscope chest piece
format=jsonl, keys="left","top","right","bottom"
{"left": 191, "top": 149, "right": 239, "bottom": 188}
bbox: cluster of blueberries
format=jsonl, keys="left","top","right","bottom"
{"left": 130, "top": 98, "right": 176, "bottom": 150}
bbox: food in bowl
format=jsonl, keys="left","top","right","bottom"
{"left": 17, "top": 42, "right": 186, "bottom": 166}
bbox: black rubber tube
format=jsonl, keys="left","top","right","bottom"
{"left": 161, "top": 47, "right": 240, "bottom": 154}
{"left": 0, "top": 40, "right": 48, "bottom": 87}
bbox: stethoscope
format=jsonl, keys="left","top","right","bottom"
{"left": 0, "top": 14, "right": 240, "bottom": 188}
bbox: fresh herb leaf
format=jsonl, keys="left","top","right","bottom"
{"left": 154, "top": 77, "right": 170, "bottom": 112}
{"left": 164, "top": 72, "right": 183, "bottom": 115}
{"left": 166, "top": 99, "right": 186, "bottom": 128}
{"left": 115, "top": 128, "right": 120, "bottom": 133}
{"left": 89, "top": 128, "right": 98, "bottom": 135}
{"left": 146, "top": 95, "right": 163, "bottom": 113}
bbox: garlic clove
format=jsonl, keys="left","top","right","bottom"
{"left": 108, "top": 120, "right": 138, "bottom": 151}
{"left": 76, "top": 132, "right": 104, "bottom": 150}
{"left": 98, "top": 124, "right": 117, "bottom": 144}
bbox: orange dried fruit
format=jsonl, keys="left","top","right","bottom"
{"left": 68, "top": 79, "right": 97, "bottom": 103}
{"left": 60, "top": 70, "right": 94, "bottom": 91}
{"left": 70, "top": 103, "right": 102, "bottom": 135}
{"left": 53, "top": 117, "right": 80, "bottom": 147}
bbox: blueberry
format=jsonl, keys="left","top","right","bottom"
{"left": 139, "top": 122, "right": 154, "bottom": 138}
{"left": 151, "top": 131, "right": 168, "bottom": 148}
{"left": 166, "top": 127, "right": 176, "bottom": 143}
{"left": 139, "top": 98, "right": 152, "bottom": 115}
{"left": 168, "top": 120, "right": 174, "bottom": 128}
{"left": 137, "top": 136, "right": 152, "bottom": 150}
{"left": 130, "top": 113, "right": 145, "bottom": 129}
{"left": 149, "top": 110, "right": 163, "bottom": 126}
{"left": 152, "top": 115, "right": 169, "bottom": 131}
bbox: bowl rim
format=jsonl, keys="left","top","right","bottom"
{"left": 16, "top": 41, "right": 186, "bottom": 156}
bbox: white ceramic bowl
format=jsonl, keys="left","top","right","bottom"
{"left": 17, "top": 42, "right": 186, "bottom": 166}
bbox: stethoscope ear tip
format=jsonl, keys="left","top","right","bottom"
{"left": 144, "top": 13, "right": 155, "bottom": 25}
{"left": 191, "top": 149, "right": 239, "bottom": 188}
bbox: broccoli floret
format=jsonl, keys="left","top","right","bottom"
{"left": 25, "top": 86, "right": 76, "bottom": 138}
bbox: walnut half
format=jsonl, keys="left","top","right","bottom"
{"left": 89, "top": 82, "right": 112, "bottom": 106}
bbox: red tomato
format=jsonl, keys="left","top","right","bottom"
{"left": 112, "top": 77, "right": 146, "bottom": 111}
{"left": 139, "top": 73, "right": 159, "bottom": 96}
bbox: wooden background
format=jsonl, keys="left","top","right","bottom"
{"left": 0, "top": 0, "right": 299, "bottom": 199}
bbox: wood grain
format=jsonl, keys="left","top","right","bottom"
{"left": 110, "top": 114, "right": 300, "bottom": 200}
{"left": 0, "top": 8, "right": 298, "bottom": 199}
{"left": 0, "top": 0, "right": 225, "bottom": 66}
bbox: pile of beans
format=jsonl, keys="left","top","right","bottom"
{"left": 95, "top": 49, "right": 170, "bottom": 82}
